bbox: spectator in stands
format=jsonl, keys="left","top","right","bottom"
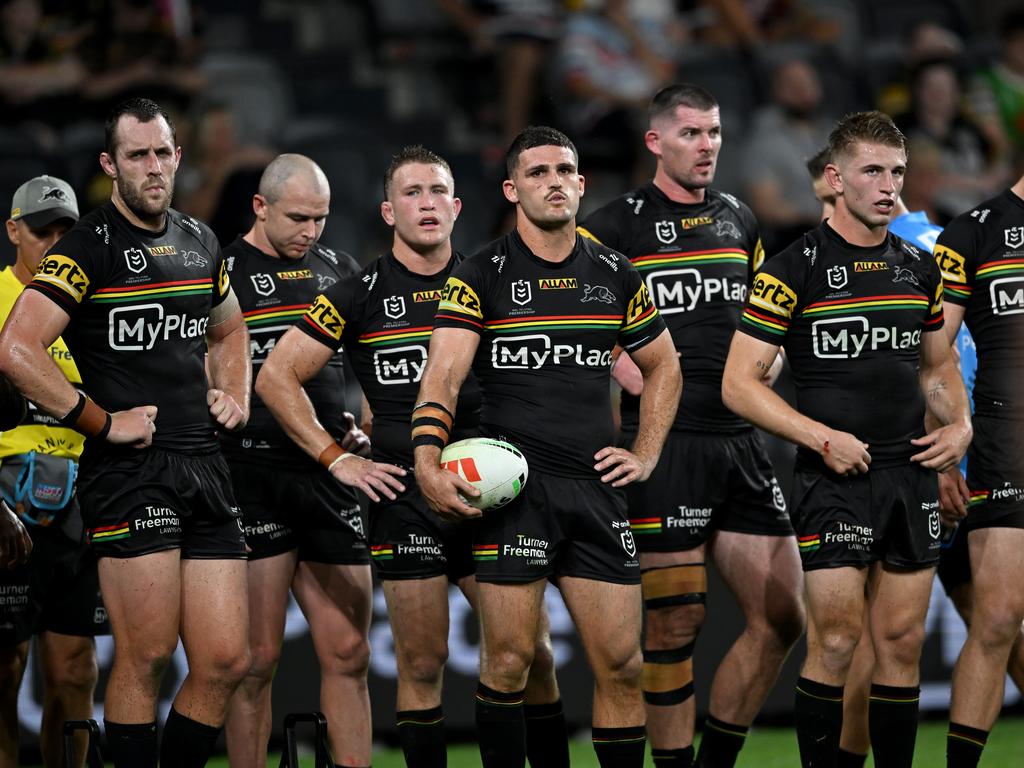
{"left": 897, "top": 58, "right": 1010, "bottom": 224}
{"left": 692, "top": 0, "right": 841, "bottom": 51}
{"left": 970, "top": 9, "right": 1024, "bottom": 172}
{"left": 743, "top": 56, "right": 832, "bottom": 251}
{"left": 875, "top": 21, "right": 965, "bottom": 118}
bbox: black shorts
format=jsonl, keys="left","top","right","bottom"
{"left": 369, "top": 478, "right": 475, "bottom": 581}
{"left": 961, "top": 414, "right": 1024, "bottom": 532}
{"left": 229, "top": 460, "right": 369, "bottom": 565}
{"left": 78, "top": 447, "right": 246, "bottom": 560}
{"left": 623, "top": 430, "right": 792, "bottom": 552}
{"left": 0, "top": 525, "right": 109, "bottom": 646}
{"left": 473, "top": 468, "right": 640, "bottom": 585}
{"left": 789, "top": 463, "right": 941, "bottom": 572}
{"left": 937, "top": 523, "right": 970, "bottom": 595}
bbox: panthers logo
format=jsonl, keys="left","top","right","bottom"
{"left": 581, "top": 284, "right": 616, "bottom": 304}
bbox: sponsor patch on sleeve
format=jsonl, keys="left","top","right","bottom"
{"left": 748, "top": 272, "right": 797, "bottom": 318}
{"left": 934, "top": 245, "right": 967, "bottom": 284}
{"left": 303, "top": 294, "right": 345, "bottom": 341}
{"left": 217, "top": 258, "right": 231, "bottom": 298}
{"left": 437, "top": 277, "right": 483, "bottom": 319}
{"left": 34, "top": 254, "right": 90, "bottom": 304}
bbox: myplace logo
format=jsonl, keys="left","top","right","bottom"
{"left": 491, "top": 334, "right": 613, "bottom": 369}
{"left": 108, "top": 303, "right": 209, "bottom": 351}
{"left": 812, "top": 316, "right": 921, "bottom": 359}
{"left": 645, "top": 268, "right": 747, "bottom": 314}
{"left": 990, "top": 277, "right": 1024, "bottom": 315}
{"left": 373, "top": 345, "right": 427, "bottom": 385}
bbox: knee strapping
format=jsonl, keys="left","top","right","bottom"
{"left": 641, "top": 563, "right": 707, "bottom": 610}
{"left": 641, "top": 641, "right": 695, "bottom": 705}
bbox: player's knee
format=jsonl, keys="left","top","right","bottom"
{"left": 530, "top": 632, "right": 556, "bottom": 678}
{"left": 971, "top": 604, "right": 1024, "bottom": 651}
{"left": 642, "top": 640, "right": 694, "bottom": 705}
{"left": 124, "top": 641, "right": 176, "bottom": 685}
{"left": 484, "top": 641, "right": 535, "bottom": 686}
{"left": 642, "top": 563, "right": 708, "bottom": 648}
{"left": 319, "top": 633, "right": 371, "bottom": 680}
{"left": 247, "top": 640, "right": 283, "bottom": 682}
{"left": 45, "top": 650, "right": 98, "bottom": 697}
{"left": 400, "top": 643, "right": 448, "bottom": 687}
{"left": 646, "top": 602, "right": 706, "bottom": 650}
{"left": 596, "top": 643, "right": 643, "bottom": 693}
{"left": 815, "top": 624, "right": 861, "bottom": 667}
{"left": 760, "top": 597, "right": 806, "bottom": 650}
{"left": 194, "top": 643, "right": 253, "bottom": 690}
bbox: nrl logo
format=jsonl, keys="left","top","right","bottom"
{"left": 715, "top": 220, "right": 742, "bottom": 239}
{"left": 182, "top": 251, "right": 207, "bottom": 268}
{"left": 826, "top": 265, "right": 848, "bottom": 290}
{"left": 251, "top": 273, "right": 275, "bottom": 296}
{"left": 383, "top": 295, "right": 406, "bottom": 319}
{"left": 655, "top": 220, "right": 677, "bottom": 244}
{"left": 124, "top": 247, "right": 147, "bottom": 274}
{"left": 511, "top": 279, "right": 531, "bottom": 306}
{"left": 1005, "top": 227, "right": 1024, "bottom": 249}
{"left": 620, "top": 530, "right": 637, "bottom": 558}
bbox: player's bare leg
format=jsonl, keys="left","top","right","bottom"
{"left": 948, "top": 528, "right": 1024, "bottom": 764}
{"left": 559, "top": 576, "right": 645, "bottom": 767}
{"left": 38, "top": 632, "right": 98, "bottom": 768}
{"left": 838, "top": 606, "right": 875, "bottom": 764}
{"left": 0, "top": 641, "right": 28, "bottom": 768}
{"left": 293, "top": 561, "right": 373, "bottom": 767}
{"left": 225, "top": 550, "right": 296, "bottom": 767}
{"left": 948, "top": 582, "right": 1024, "bottom": 696}
{"left": 639, "top": 547, "right": 705, "bottom": 757}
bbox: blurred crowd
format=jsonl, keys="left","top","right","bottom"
{"left": 2, "top": 0, "right": 1022, "bottom": 260}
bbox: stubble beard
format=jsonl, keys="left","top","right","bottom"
{"left": 117, "top": 172, "right": 174, "bottom": 222}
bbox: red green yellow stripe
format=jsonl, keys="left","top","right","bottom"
{"left": 798, "top": 535, "right": 820, "bottom": 552}
{"left": 484, "top": 314, "right": 622, "bottom": 333}
{"left": 629, "top": 516, "right": 662, "bottom": 534}
{"left": 370, "top": 545, "right": 394, "bottom": 560}
{"left": 243, "top": 303, "right": 308, "bottom": 326}
{"left": 622, "top": 304, "right": 659, "bottom": 334}
{"left": 632, "top": 248, "right": 748, "bottom": 271}
{"left": 976, "top": 258, "right": 1024, "bottom": 279}
{"left": 89, "top": 523, "right": 130, "bottom": 541}
{"left": 741, "top": 308, "right": 788, "bottom": 336}
{"left": 968, "top": 490, "right": 989, "bottom": 508}
{"left": 802, "top": 294, "right": 929, "bottom": 317}
{"left": 473, "top": 544, "right": 499, "bottom": 561}
{"left": 358, "top": 325, "right": 433, "bottom": 347}
{"left": 91, "top": 279, "right": 213, "bottom": 303}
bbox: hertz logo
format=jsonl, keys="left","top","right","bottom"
{"left": 681, "top": 216, "right": 713, "bottom": 230}
{"left": 854, "top": 261, "right": 888, "bottom": 272}
{"left": 413, "top": 290, "right": 442, "bottom": 303}
{"left": 217, "top": 260, "right": 230, "bottom": 296}
{"left": 539, "top": 278, "right": 577, "bottom": 290}
{"left": 147, "top": 245, "right": 177, "bottom": 256}
{"left": 307, "top": 294, "right": 345, "bottom": 341}
{"left": 935, "top": 246, "right": 966, "bottom": 282}
{"left": 749, "top": 273, "right": 796, "bottom": 317}
{"left": 35, "top": 255, "right": 90, "bottom": 303}
{"left": 277, "top": 269, "right": 313, "bottom": 280}
{"left": 626, "top": 283, "right": 653, "bottom": 324}
{"left": 438, "top": 278, "right": 482, "bottom": 318}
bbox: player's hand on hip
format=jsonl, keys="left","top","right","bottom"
{"left": 594, "top": 446, "right": 652, "bottom": 487}
{"left": 0, "top": 499, "right": 31, "bottom": 568}
{"left": 330, "top": 455, "right": 405, "bottom": 503}
{"left": 417, "top": 464, "right": 481, "bottom": 521}
{"left": 340, "top": 411, "right": 371, "bottom": 457}
{"left": 207, "top": 388, "right": 246, "bottom": 431}
{"left": 108, "top": 405, "right": 158, "bottom": 448}
{"left": 910, "top": 421, "right": 972, "bottom": 473}
{"left": 937, "top": 465, "right": 969, "bottom": 526}
{"left": 822, "top": 431, "right": 871, "bottom": 475}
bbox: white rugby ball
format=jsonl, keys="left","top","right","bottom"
{"left": 439, "top": 437, "right": 528, "bottom": 511}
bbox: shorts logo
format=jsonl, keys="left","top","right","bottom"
{"left": 413, "top": 289, "right": 442, "bottom": 302}
{"left": 373, "top": 345, "right": 427, "bottom": 384}
{"left": 93, "top": 606, "right": 107, "bottom": 624}
{"left": 383, "top": 295, "right": 406, "bottom": 319}
{"left": 655, "top": 220, "right": 677, "bottom": 244}
{"left": 251, "top": 273, "right": 275, "bottom": 296}
{"left": 798, "top": 534, "right": 820, "bottom": 553}
{"left": 1005, "top": 227, "right": 1024, "bottom": 249}
{"left": 306, "top": 294, "right": 345, "bottom": 340}
{"left": 35, "top": 254, "right": 90, "bottom": 303}
{"left": 539, "top": 278, "right": 577, "bottom": 290}
{"left": 990, "top": 277, "right": 1024, "bottom": 315}
{"left": 124, "top": 247, "right": 147, "bottom": 274}
{"left": 620, "top": 530, "right": 637, "bottom": 557}
{"left": 182, "top": 251, "right": 207, "bottom": 268}
{"left": 715, "top": 220, "right": 742, "bottom": 239}
{"left": 439, "top": 277, "right": 482, "bottom": 318}
{"left": 824, "top": 522, "right": 872, "bottom": 550}
{"left": 826, "top": 265, "right": 848, "bottom": 289}
{"left": 749, "top": 273, "right": 796, "bottom": 317}
{"left": 928, "top": 508, "right": 941, "bottom": 539}
{"left": 770, "top": 478, "right": 786, "bottom": 512}
{"left": 512, "top": 280, "right": 532, "bottom": 306}
{"left": 581, "top": 284, "right": 616, "bottom": 304}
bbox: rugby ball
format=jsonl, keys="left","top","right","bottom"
{"left": 439, "top": 437, "right": 528, "bottom": 511}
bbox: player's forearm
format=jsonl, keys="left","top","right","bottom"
{"left": 0, "top": 332, "right": 78, "bottom": 419}
{"left": 723, "top": 372, "right": 828, "bottom": 453}
{"left": 254, "top": 361, "right": 335, "bottom": 461}
{"left": 631, "top": 355, "right": 681, "bottom": 467}
{"left": 921, "top": 358, "right": 971, "bottom": 430}
{"left": 207, "top": 321, "right": 251, "bottom": 420}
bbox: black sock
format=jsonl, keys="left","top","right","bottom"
{"left": 696, "top": 715, "right": 749, "bottom": 767}
{"left": 947, "top": 722, "right": 988, "bottom": 768}
{"left": 103, "top": 720, "right": 158, "bottom": 768}
{"left": 837, "top": 748, "right": 868, "bottom": 767}
{"left": 794, "top": 676, "right": 844, "bottom": 768}
{"left": 652, "top": 745, "right": 695, "bottom": 766}
{"left": 524, "top": 700, "right": 569, "bottom": 768}
{"left": 158, "top": 708, "right": 222, "bottom": 768}
{"left": 868, "top": 684, "right": 919, "bottom": 768}
{"left": 476, "top": 683, "right": 526, "bottom": 768}
{"left": 396, "top": 706, "right": 446, "bottom": 768}
{"left": 592, "top": 725, "right": 646, "bottom": 768}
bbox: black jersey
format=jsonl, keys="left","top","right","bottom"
{"left": 220, "top": 237, "right": 360, "bottom": 468}
{"left": 296, "top": 251, "right": 481, "bottom": 467}
{"left": 738, "top": 222, "right": 944, "bottom": 470}
{"left": 433, "top": 230, "right": 666, "bottom": 478}
{"left": 579, "top": 184, "right": 765, "bottom": 433}
{"left": 934, "top": 190, "right": 1024, "bottom": 416}
{"left": 28, "top": 202, "right": 231, "bottom": 453}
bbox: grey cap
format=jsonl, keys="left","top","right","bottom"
{"left": 10, "top": 175, "right": 79, "bottom": 228}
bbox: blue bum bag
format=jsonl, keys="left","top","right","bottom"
{"left": 0, "top": 451, "right": 78, "bottom": 527}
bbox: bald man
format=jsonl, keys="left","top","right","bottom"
{"left": 220, "top": 154, "right": 404, "bottom": 767}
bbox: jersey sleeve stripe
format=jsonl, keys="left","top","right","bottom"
{"left": 741, "top": 309, "right": 788, "bottom": 335}
{"left": 576, "top": 226, "right": 603, "bottom": 244}
{"left": 435, "top": 312, "right": 484, "bottom": 330}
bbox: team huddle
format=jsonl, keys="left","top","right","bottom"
{"left": 0, "top": 86, "right": 1019, "bottom": 768}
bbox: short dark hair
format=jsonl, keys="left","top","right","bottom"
{"left": 104, "top": 97, "right": 176, "bottom": 156}
{"left": 805, "top": 146, "right": 831, "bottom": 180}
{"left": 505, "top": 126, "right": 578, "bottom": 179}
{"left": 826, "top": 111, "right": 906, "bottom": 164}
{"left": 649, "top": 83, "right": 718, "bottom": 125}
{"left": 383, "top": 145, "right": 453, "bottom": 198}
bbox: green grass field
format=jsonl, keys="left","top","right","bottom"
{"left": 205, "top": 718, "right": 1024, "bottom": 767}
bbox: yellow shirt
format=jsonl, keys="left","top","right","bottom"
{"left": 0, "top": 267, "right": 84, "bottom": 460}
